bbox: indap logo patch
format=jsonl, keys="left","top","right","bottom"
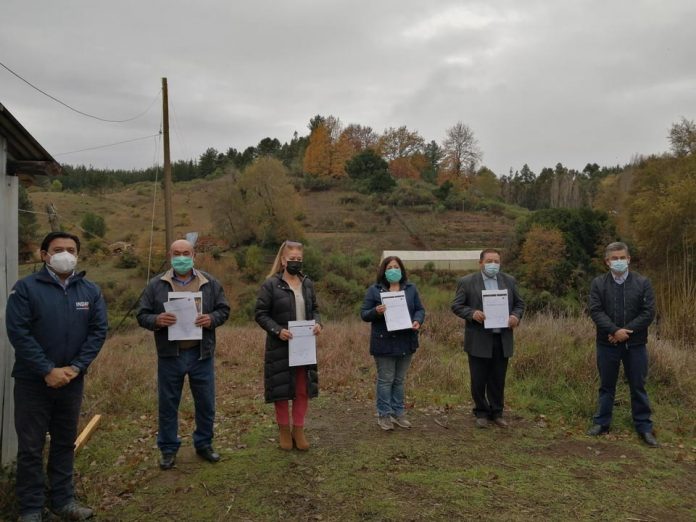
{"left": 75, "top": 301, "right": 90, "bottom": 311}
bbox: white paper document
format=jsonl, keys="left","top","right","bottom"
{"left": 288, "top": 320, "right": 317, "bottom": 367}
{"left": 168, "top": 292, "right": 203, "bottom": 314}
{"left": 380, "top": 291, "right": 413, "bottom": 332}
{"left": 163, "top": 296, "right": 203, "bottom": 341}
{"left": 482, "top": 289, "right": 509, "bottom": 329}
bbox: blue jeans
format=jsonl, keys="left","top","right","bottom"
{"left": 593, "top": 343, "right": 653, "bottom": 433}
{"left": 14, "top": 377, "right": 84, "bottom": 515}
{"left": 374, "top": 354, "right": 413, "bottom": 417}
{"left": 157, "top": 349, "right": 215, "bottom": 453}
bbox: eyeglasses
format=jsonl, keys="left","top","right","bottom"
{"left": 285, "top": 240, "right": 303, "bottom": 247}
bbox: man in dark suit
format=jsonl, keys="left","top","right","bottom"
{"left": 451, "top": 248, "right": 525, "bottom": 428}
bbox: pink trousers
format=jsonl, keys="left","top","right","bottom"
{"left": 274, "top": 367, "right": 309, "bottom": 426}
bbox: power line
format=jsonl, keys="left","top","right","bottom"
{"left": 0, "top": 60, "right": 161, "bottom": 123}
{"left": 54, "top": 133, "right": 161, "bottom": 156}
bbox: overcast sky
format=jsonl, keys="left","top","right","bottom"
{"left": 2, "top": 0, "right": 695, "bottom": 176}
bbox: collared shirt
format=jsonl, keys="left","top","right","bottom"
{"left": 611, "top": 269, "right": 629, "bottom": 285}
{"left": 172, "top": 268, "right": 197, "bottom": 286}
{"left": 46, "top": 266, "right": 76, "bottom": 289}
{"left": 482, "top": 271, "right": 499, "bottom": 290}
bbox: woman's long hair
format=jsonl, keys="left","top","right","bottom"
{"left": 267, "top": 240, "right": 304, "bottom": 278}
{"left": 377, "top": 256, "right": 407, "bottom": 287}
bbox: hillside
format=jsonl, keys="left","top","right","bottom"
{"left": 27, "top": 175, "right": 516, "bottom": 257}
{"left": 22, "top": 176, "right": 518, "bottom": 324}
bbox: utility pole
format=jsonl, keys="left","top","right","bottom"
{"left": 46, "top": 203, "right": 60, "bottom": 232}
{"left": 162, "top": 77, "right": 174, "bottom": 248}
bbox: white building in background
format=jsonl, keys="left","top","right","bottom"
{"left": 1, "top": 102, "right": 61, "bottom": 466}
{"left": 381, "top": 250, "right": 482, "bottom": 271}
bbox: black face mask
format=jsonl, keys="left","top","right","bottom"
{"left": 285, "top": 260, "right": 303, "bottom": 275}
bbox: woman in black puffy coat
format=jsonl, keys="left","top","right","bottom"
{"left": 255, "top": 240, "right": 322, "bottom": 450}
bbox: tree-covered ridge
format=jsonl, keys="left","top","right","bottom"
{"left": 20, "top": 115, "right": 696, "bottom": 343}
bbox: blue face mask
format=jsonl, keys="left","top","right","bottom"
{"left": 385, "top": 268, "right": 402, "bottom": 283}
{"left": 609, "top": 259, "right": 629, "bottom": 274}
{"left": 483, "top": 263, "right": 500, "bottom": 277}
{"left": 171, "top": 255, "right": 194, "bottom": 275}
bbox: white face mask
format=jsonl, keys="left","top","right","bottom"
{"left": 48, "top": 251, "right": 78, "bottom": 274}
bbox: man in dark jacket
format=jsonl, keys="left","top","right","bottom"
{"left": 6, "top": 232, "right": 108, "bottom": 521}
{"left": 137, "top": 239, "right": 230, "bottom": 470}
{"left": 587, "top": 242, "right": 658, "bottom": 447}
{"left": 451, "top": 248, "right": 524, "bottom": 429}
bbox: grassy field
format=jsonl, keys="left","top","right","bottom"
{"left": 2, "top": 312, "right": 694, "bottom": 521}
{"left": 9, "top": 178, "right": 694, "bottom": 520}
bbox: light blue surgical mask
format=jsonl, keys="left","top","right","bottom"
{"left": 171, "top": 255, "right": 194, "bottom": 275}
{"left": 483, "top": 263, "right": 500, "bottom": 277}
{"left": 385, "top": 268, "right": 402, "bottom": 283}
{"left": 609, "top": 259, "right": 629, "bottom": 274}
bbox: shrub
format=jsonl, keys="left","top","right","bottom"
{"left": 243, "top": 245, "right": 265, "bottom": 281}
{"left": 116, "top": 251, "right": 139, "bottom": 269}
{"left": 386, "top": 180, "right": 436, "bottom": 207}
{"left": 303, "top": 173, "right": 334, "bottom": 191}
{"left": 81, "top": 212, "right": 106, "bottom": 238}
{"left": 302, "top": 245, "right": 324, "bottom": 281}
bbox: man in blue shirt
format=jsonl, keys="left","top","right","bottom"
{"left": 6, "top": 232, "right": 108, "bottom": 521}
{"left": 587, "top": 242, "right": 658, "bottom": 447}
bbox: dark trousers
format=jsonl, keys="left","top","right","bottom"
{"left": 468, "top": 336, "right": 508, "bottom": 419}
{"left": 14, "top": 377, "right": 84, "bottom": 515}
{"left": 593, "top": 343, "right": 653, "bottom": 433}
{"left": 157, "top": 349, "right": 215, "bottom": 454}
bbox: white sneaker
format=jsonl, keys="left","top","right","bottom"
{"left": 391, "top": 414, "right": 412, "bottom": 429}
{"left": 377, "top": 415, "right": 394, "bottom": 431}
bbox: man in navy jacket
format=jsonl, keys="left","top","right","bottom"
{"left": 6, "top": 232, "right": 108, "bottom": 521}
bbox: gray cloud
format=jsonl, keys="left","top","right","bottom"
{"left": 2, "top": 0, "right": 694, "bottom": 174}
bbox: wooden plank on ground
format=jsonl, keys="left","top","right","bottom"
{"left": 75, "top": 414, "right": 102, "bottom": 453}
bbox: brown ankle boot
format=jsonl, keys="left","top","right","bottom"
{"left": 278, "top": 424, "right": 292, "bottom": 450}
{"left": 292, "top": 426, "right": 310, "bottom": 451}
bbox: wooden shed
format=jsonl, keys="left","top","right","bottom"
{"left": 1, "top": 102, "right": 61, "bottom": 466}
{"left": 381, "top": 250, "right": 482, "bottom": 271}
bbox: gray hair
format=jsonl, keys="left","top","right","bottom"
{"left": 604, "top": 241, "right": 630, "bottom": 259}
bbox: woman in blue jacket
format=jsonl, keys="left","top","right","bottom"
{"left": 360, "top": 256, "right": 425, "bottom": 431}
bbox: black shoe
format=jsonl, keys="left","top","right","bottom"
{"left": 18, "top": 511, "right": 43, "bottom": 522}
{"left": 586, "top": 424, "right": 609, "bottom": 436}
{"left": 196, "top": 446, "right": 221, "bottom": 463}
{"left": 475, "top": 417, "right": 489, "bottom": 429}
{"left": 492, "top": 417, "right": 509, "bottom": 428}
{"left": 639, "top": 432, "right": 659, "bottom": 448}
{"left": 159, "top": 452, "right": 176, "bottom": 470}
{"left": 50, "top": 500, "right": 94, "bottom": 520}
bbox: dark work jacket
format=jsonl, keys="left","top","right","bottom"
{"left": 588, "top": 271, "right": 655, "bottom": 347}
{"left": 451, "top": 271, "right": 525, "bottom": 358}
{"left": 6, "top": 266, "right": 108, "bottom": 381}
{"left": 360, "top": 282, "right": 425, "bottom": 357}
{"left": 255, "top": 273, "right": 321, "bottom": 403}
{"left": 136, "top": 269, "right": 230, "bottom": 359}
